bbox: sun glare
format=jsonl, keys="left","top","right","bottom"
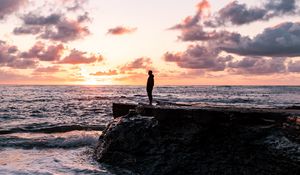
{"left": 82, "top": 77, "right": 115, "bottom": 85}
{"left": 83, "top": 79, "right": 98, "bottom": 85}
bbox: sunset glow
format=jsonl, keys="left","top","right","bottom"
{"left": 0, "top": 0, "right": 300, "bottom": 85}
{"left": 197, "top": 0, "right": 211, "bottom": 17}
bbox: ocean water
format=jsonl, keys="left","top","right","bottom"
{"left": 0, "top": 85, "right": 300, "bottom": 174}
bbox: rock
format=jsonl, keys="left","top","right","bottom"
{"left": 96, "top": 105, "right": 300, "bottom": 175}
{"left": 286, "top": 106, "right": 300, "bottom": 110}
{"left": 112, "top": 103, "right": 138, "bottom": 118}
{"left": 95, "top": 114, "right": 160, "bottom": 173}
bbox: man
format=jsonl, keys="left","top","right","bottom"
{"left": 146, "top": 70, "right": 154, "bottom": 105}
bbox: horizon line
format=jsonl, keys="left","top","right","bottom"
{"left": 0, "top": 84, "right": 299, "bottom": 87}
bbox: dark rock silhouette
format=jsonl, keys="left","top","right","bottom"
{"left": 95, "top": 104, "right": 300, "bottom": 175}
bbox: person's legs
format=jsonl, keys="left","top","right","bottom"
{"left": 149, "top": 90, "right": 152, "bottom": 105}
{"left": 147, "top": 89, "right": 153, "bottom": 105}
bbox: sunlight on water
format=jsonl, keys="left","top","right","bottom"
{"left": 0, "top": 148, "right": 110, "bottom": 175}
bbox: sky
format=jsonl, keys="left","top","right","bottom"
{"left": 0, "top": 0, "right": 300, "bottom": 85}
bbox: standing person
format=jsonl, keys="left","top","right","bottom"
{"left": 146, "top": 70, "right": 154, "bottom": 105}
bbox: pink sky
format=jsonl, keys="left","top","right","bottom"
{"left": 0, "top": 0, "right": 300, "bottom": 85}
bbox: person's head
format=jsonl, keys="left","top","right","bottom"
{"left": 148, "top": 70, "right": 153, "bottom": 76}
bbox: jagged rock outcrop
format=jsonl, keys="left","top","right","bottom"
{"left": 95, "top": 105, "right": 300, "bottom": 175}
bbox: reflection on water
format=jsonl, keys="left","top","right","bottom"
{"left": 0, "top": 148, "right": 111, "bottom": 175}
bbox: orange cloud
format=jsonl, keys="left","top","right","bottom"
{"left": 197, "top": 0, "right": 210, "bottom": 15}
{"left": 107, "top": 26, "right": 137, "bottom": 35}
{"left": 59, "top": 49, "right": 103, "bottom": 64}
{"left": 32, "top": 66, "right": 61, "bottom": 74}
{"left": 120, "top": 57, "right": 153, "bottom": 73}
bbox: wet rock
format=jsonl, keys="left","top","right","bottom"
{"left": 96, "top": 106, "right": 300, "bottom": 175}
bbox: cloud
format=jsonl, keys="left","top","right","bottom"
{"left": 21, "top": 42, "right": 64, "bottom": 61}
{"left": 163, "top": 45, "right": 232, "bottom": 71}
{"left": 92, "top": 58, "right": 155, "bottom": 82}
{"left": 39, "top": 19, "right": 90, "bottom": 42}
{"left": 0, "top": 0, "right": 27, "bottom": 20}
{"left": 120, "top": 57, "right": 153, "bottom": 73}
{"left": 178, "top": 25, "right": 218, "bottom": 41}
{"left": 288, "top": 60, "right": 300, "bottom": 73}
{"left": 114, "top": 69, "right": 203, "bottom": 84}
{"left": 13, "top": 26, "right": 42, "bottom": 35}
{"left": 228, "top": 57, "right": 287, "bottom": 75}
{"left": 172, "top": 21, "right": 300, "bottom": 58}
{"left": 177, "top": 24, "right": 240, "bottom": 42}
{"left": 206, "top": 0, "right": 298, "bottom": 27}
{"left": 221, "top": 22, "right": 300, "bottom": 57}
{"left": 61, "top": 0, "right": 87, "bottom": 11}
{"left": 33, "top": 66, "right": 61, "bottom": 73}
{"left": 166, "top": 1, "right": 300, "bottom": 76}
{"left": 0, "top": 41, "right": 17, "bottom": 64}
{"left": 265, "top": 0, "right": 297, "bottom": 15}
{"left": 90, "top": 70, "right": 118, "bottom": 76}
{"left": 164, "top": 44, "right": 288, "bottom": 75}
{"left": 0, "top": 40, "right": 37, "bottom": 69}
{"left": 13, "top": 3, "right": 91, "bottom": 42}
{"left": 6, "top": 59, "right": 38, "bottom": 69}
{"left": 21, "top": 13, "right": 61, "bottom": 25}
{"left": 2, "top": 39, "right": 102, "bottom": 68}
{"left": 170, "top": 15, "right": 200, "bottom": 30}
{"left": 163, "top": 29, "right": 292, "bottom": 74}
{"left": 172, "top": 0, "right": 298, "bottom": 30}
{"left": 107, "top": 26, "right": 137, "bottom": 35}
{"left": 170, "top": 0, "right": 210, "bottom": 30}
{"left": 171, "top": 0, "right": 300, "bottom": 47}
{"left": 197, "top": 0, "right": 210, "bottom": 14}
{"left": 59, "top": 49, "right": 103, "bottom": 64}
{"left": 208, "top": 1, "right": 267, "bottom": 26}
{"left": 77, "top": 12, "right": 91, "bottom": 23}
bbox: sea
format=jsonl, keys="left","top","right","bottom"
{"left": 0, "top": 85, "right": 300, "bottom": 175}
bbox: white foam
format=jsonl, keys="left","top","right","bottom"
{"left": 0, "top": 131, "right": 102, "bottom": 149}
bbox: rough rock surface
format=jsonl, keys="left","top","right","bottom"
{"left": 95, "top": 110, "right": 300, "bottom": 175}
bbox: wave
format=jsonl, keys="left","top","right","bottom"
{"left": 74, "top": 96, "right": 118, "bottom": 101}
{"left": 7, "top": 98, "right": 56, "bottom": 103}
{"left": 0, "top": 124, "right": 105, "bottom": 135}
{"left": 0, "top": 130, "right": 101, "bottom": 149}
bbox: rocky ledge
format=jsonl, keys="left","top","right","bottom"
{"left": 95, "top": 103, "right": 300, "bottom": 175}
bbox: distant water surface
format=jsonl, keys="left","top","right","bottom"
{"left": 0, "top": 85, "right": 299, "bottom": 174}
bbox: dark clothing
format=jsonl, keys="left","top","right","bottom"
{"left": 147, "top": 75, "right": 154, "bottom": 90}
{"left": 147, "top": 75, "right": 154, "bottom": 105}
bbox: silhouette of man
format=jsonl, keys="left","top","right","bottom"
{"left": 147, "top": 70, "right": 154, "bottom": 105}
